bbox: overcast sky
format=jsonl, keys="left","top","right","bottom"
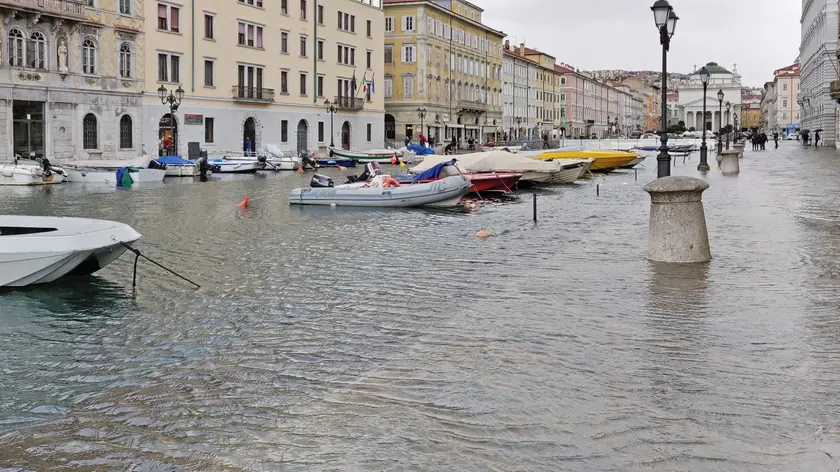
{"left": 480, "top": 0, "right": 801, "bottom": 87}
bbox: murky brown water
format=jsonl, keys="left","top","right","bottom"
{"left": 2, "top": 142, "right": 840, "bottom": 471}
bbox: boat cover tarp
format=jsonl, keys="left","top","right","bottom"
{"left": 407, "top": 144, "right": 436, "bottom": 156}
{"left": 406, "top": 160, "right": 457, "bottom": 181}
{"left": 116, "top": 167, "right": 133, "bottom": 188}
{"left": 264, "top": 143, "right": 285, "bottom": 157}
{"left": 411, "top": 150, "right": 572, "bottom": 174}
{"left": 157, "top": 155, "right": 193, "bottom": 165}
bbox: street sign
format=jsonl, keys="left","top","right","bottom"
{"left": 184, "top": 114, "right": 203, "bottom": 125}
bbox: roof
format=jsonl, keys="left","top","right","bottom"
{"left": 774, "top": 63, "right": 801, "bottom": 76}
{"left": 382, "top": 0, "right": 503, "bottom": 35}
{"left": 693, "top": 62, "right": 731, "bottom": 75}
{"left": 666, "top": 92, "right": 679, "bottom": 100}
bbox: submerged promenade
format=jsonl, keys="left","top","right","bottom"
{"left": 1, "top": 141, "right": 840, "bottom": 470}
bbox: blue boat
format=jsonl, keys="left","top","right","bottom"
{"left": 316, "top": 159, "right": 356, "bottom": 168}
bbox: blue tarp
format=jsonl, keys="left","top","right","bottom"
{"left": 115, "top": 167, "right": 133, "bottom": 188}
{"left": 157, "top": 155, "right": 193, "bottom": 165}
{"left": 407, "top": 143, "right": 436, "bottom": 156}
{"left": 405, "top": 159, "right": 457, "bottom": 181}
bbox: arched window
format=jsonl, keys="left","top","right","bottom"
{"left": 8, "top": 29, "right": 24, "bottom": 67}
{"left": 83, "top": 113, "right": 97, "bottom": 149}
{"left": 119, "top": 115, "right": 132, "bottom": 149}
{"left": 119, "top": 42, "right": 131, "bottom": 78}
{"left": 28, "top": 32, "right": 46, "bottom": 69}
{"left": 82, "top": 38, "right": 97, "bottom": 74}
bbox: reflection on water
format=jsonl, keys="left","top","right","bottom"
{"left": 2, "top": 143, "right": 840, "bottom": 470}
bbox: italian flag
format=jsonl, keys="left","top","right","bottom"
{"left": 359, "top": 72, "right": 367, "bottom": 95}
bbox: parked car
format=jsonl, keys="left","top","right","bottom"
{"left": 640, "top": 133, "right": 658, "bottom": 139}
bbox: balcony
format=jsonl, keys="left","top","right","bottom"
{"left": 334, "top": 96, "right": 364, "bottom": 111}
{"left": 232, "top": 86, "right": 274, "bottom": 103}
{"left": 0, "top": 0, "right": 86, "bottom": 20}
{"left": 457, "top": 99, "right": 488, "bottom": 112}
{"left": 831, "top": 80, "right": 840, "bottom": 103}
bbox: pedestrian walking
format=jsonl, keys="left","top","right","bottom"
{"left": 815, "top": 131, "right": 821, "bottom": 148}
{"left": 773, "top": 132, "right": 779, "bottom": 149}
{"left": 245, "top": 136, "right": 253, "bottom": 156}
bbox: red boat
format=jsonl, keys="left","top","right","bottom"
{"left": 345, "top": 161, "right": 521, "bottom": 194}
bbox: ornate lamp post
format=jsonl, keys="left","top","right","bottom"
{"left": 697, "top": 66, "right": 711, "bottom": 171}
{"left": 324, "top": 99, "right": 337, "bottom": 148}
{"left": 158, "top": 85, "right": 184, "bottom": 156}
{"left": 717, "top": 89, "right": 724, "bottom": 154}
{"left": 651, "top": 0, "right": 678, "bottom": 178}
{"left": 725, "top": 101, "right": 731, "bottom": 150}
{"left": 416, "top": 107, "right": 427, "bottom": 137}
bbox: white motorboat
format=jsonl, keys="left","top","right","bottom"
{"left": 0, "top": 215, "right": 140, "bottom": 287}
{"left": 208, "top": 159, "right": 259, "bottom": 174}
{"left": 290, "top": 174, "right": 471, "bottom": 207}
{"left": 60, "top": 154, "right": 167, "bottom": 184}
{"left": 0, "top": 163, "right": 66, "bottom": 186}
{"left": 411, "top": 150, "right": 587, "bottom": 185}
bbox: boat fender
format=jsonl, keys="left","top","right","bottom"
{"left": 382, "top": 177, "right": 400, "bottom": 188}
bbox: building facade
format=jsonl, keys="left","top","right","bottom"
{"left": 501, "top": 42, "right": 562, "bottom": 140}
{"left": 760, "top": 81, "right": 777, "bottom": 132}
{"left": 145, "top": 0, "right": 385, "bottom": 158}
{"left": 620, "top": 76, "right": 659, "bottom": 132}
{"left": 0, "top": 0, "right": 145, "bottom": 162}
{"left": 382, "top": 0, "right": 504, "bottom": 145}
{"left": 799, "top": 0, "right": 838, "bottom": 146}
{"left": 555, "top": 66, "right": 624, "bottom": 139}
{"left": 772, "top": 63, "right": 801, "bottom": 136}
{"left": 741, "top": 93, "right": 762, "bottom": 130}
{"left": 666, "top": 92, "right": 681, "bottom": 127}
{"left": 677, "top": 62, "right": 742, "bottom": 133}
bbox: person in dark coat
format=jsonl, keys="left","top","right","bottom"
{"left": 815, "top": 131, "right": 821, "bottom": 147}
{"left": 760, "top": 132, "right": 767, "bottom": 150}
{"left": 773, "top": 132, "right": 779, "bottom": 149}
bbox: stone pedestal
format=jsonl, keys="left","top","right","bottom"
{"left": 643, "top": 176, "right": 711, "bottom": 263}
{"left": 719, "top": 150, "right": 740, "bottom": 174}
{"left": 733, "top": 142, "right": 745, "bottom": 159}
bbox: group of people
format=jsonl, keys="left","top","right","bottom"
{"left": 751, "top": 132, "right": 769, "bottom": 151}
{"left": 800, "top": 130, "right": 820, "bottom": 147}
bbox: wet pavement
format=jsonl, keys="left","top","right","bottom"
{"left": 1, "top": 141, "right": 840, "bottom": 471}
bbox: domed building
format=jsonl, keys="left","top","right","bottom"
{"left": 677, "top": 62, "right": 742, "bottom": 132}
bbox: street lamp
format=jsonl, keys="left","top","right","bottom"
{"left": 516, "top": 116, "right": 523, "bottom": 140}
{"left": 717, "top": 89, "right": 724, "bottom": 154}
{"left": 697, "top": 66, "right": 711, "bottom": 171}
{"left": 416, "top": 107, "right": 427, "bottom": 137}
{"left": 158, "top": 85, "right": 184, "bottom": 156}
{"left": 324, "top": 99, "right": 337, "bottom": 148}
{"left": 725, "top": 101, "right": 731, "bottom": 150}
{"left": 651, "top": 0, "right": 678, "bottom": 178}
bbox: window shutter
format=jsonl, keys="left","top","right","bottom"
{"left": 401, "top": 16, "right": 406, "bottom": 31}
{"left": 401, "top": 46, "right": 406, "bottom": 63}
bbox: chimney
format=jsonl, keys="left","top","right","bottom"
{"left": 519, "top": 43, "right": 525, "bottom": 56}
{"left": 504, "top": 39, "right": 510, "bottom": 50}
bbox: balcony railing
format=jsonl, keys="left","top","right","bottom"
{"left": 232, "top": 86, "right": 275, "bottom": 102}
{"left": 334, "top": 96, "right": 364, "bottom": 110}
{"left": 0, "top": 0, "right": 86, "bottom": 19}
{"left": 457, "top": 99, "right": 488, "bottom": 112}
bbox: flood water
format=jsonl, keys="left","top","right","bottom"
{"left": 2, "top": 142, "right": 840, "bottom": 471}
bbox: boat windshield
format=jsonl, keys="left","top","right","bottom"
{"left": 0, "top": 226, "right": 57, "bottom": 236}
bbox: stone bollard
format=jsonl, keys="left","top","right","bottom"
{"left": 643, "top": 176, "right": 711, "bottom": 263}
{"left": 733, "top": 141, "right": 745, "bottom": 159}
{"left": 719, "top": 150, "right": 740, "bottom": 174}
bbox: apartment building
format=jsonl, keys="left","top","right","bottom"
{"left": 760, "top": 81, "right": 777, "bottom": 132}
{"left": 382, "top": 0, "right": 504, "bottom": 145}
{"left": 799, "top": 0, "right": 837, "bottom": 146}
{"left": 554, "top": 66, "right": 626, "bottom": 139}
{"left": 501, "top": 42, "right": 562, "bottom": 140}
{"left": 145, "top": 0, "right": 385, "bottom": 157}
{"left": 0, "top": 0, "right": 145, "bottom": 162}
{"left": 772, "top": 63, "right": 800, "bottom": 136}
{"left": 741, "top": 93, "right": 762, "bottom": 130}
{"left": 620, "top": 76, "right": 660, "bottom": 132}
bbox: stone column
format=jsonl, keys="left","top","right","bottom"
{"left": 643, "top": 176, "right": 712, "bottom": 263}
{"left": 733, "top": 141, "right": 745, "bottom": 158}
{"left": 719, "top": 149, "right": 740, "bottom": 174}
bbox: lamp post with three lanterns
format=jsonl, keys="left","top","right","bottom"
{"left": 650, "top": 0, "right": 679, "bottom": 178}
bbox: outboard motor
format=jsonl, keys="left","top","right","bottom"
{"left": 300, "top": 150, "right": 319, "bottom": 170}
{"left": 346, "top": 162, "right": 382, "bottom": 183}
{"left": 310, "top": 174, "right": 334, "bottom": 188}
{"left": 256, "top": 154, "right": 268, "bottom": 169}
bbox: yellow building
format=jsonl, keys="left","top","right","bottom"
{"left": 742, "top": 104, "right": 761, "bottom": 130}
{"left": 144, "top": 0, "right": 385, "bottom": 157}
{"left": 383, "top": 0, "right": 504, "bottom": 146}
{"left": 0, "top": 0, "right": 145, "bottom": 161}
{"left": 622, "top": 77, "right": 660, "bottom": 132}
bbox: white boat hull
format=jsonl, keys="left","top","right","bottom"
{"left": 290, "top": 175, "right": 471, "bottom": 207}
{"left": 164, "top": 165, "right": 199, "bottom": 177}
{"left": 211, "top": 161, "right": 259, "bottom": 173}
{"left": 64, "top": 168, "right": 166, "bottom": 183}
{"left": 0, "top": 165, "right": 65, "bottom": 186}
{"left": 0, "top": 215, "right": 141, "bottom": 287}
{"left": 222, "top": 156, "right": 300, "bottom": 171}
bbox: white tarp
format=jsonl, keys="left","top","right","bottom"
{"left": 411, "top": 150, "right": 586, "bottom": 174}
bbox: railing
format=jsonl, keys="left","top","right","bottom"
{"left": 0, "top": 0, "right": 86, "bottom": 19}
{"left": 457, "top": 99, "right": 488, "bottom": 111}
{"left": 232, "top": 86, "right": 275, "bottom": 102}
{"left": 334, "top": 96, "right": 364, "bottom": 110}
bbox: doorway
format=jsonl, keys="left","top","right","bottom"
{"left": 341, "top": 121, "right": 351, "bottom": 150}
{"left": 158, "top": 113, "right": 177, "bottom": 156}
{"left": 296, "top": 120, "right": 308, "bottom": 153}
{"left": 384, "top": 114, "right": 396, "bottom": 141}
{"left": 12, "top": 101, "right": 45, "bottom": 160}
{"left": 243, "top": 117, "right": 256, "bottom": 155}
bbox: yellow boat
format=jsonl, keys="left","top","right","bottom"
{"left": 534, "top": 150, "right": 639, "bottom": 172}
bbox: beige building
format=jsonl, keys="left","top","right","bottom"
{"left": 145, "top": 0, "right": 385, "bottom": 157}
{"left": 0, "top": 0, "right": 145, "bottom": 162}
{"left": 382, "top": 0, "right": 504, "bottom": 146}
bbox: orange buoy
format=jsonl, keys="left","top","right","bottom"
{"left": 237, "top": 196, "right": 250, "bottom": 208}
{"left": 296, "top": 165, "right": 304, "bottom": 174}
{"left": 337, "top": 165, "right": 346, "bottom": 171}
{"left": 473, "top": 227, "right": 490, "bottom": 238}
{"left": 391, "top": 154, "right": 398, "bottom": 165}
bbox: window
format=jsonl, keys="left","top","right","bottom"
{"left": 367, "top": 20, "right": 372, "bottom": 37}
{"left": 157, "top": 53, "right": 180, "bottom": 82}
{"left": 783, "top": 99, "right": 788, "bottom": 107}
{"left": 204, "top": 59, "right": 214, "bottom": 86}
{"left": 238, "top": 22, "right": 263, "bottom": 48}
{"left": 238, "top": 0, "right": 263, "bottom": 6}
{"left": 783, "top": 84, "right": 787, "bottom": 91}
{"left": 384, "top": 76, "right": 393, "bottom": 97}
{"left": 385, "top": 17, "right": 393, "bottom": 32}
{"left": 237, "top": 64, "right": 263, "bottom": 97}
{"left": 300, "top": 0, "right": 306, "bottom": 20}
{"left": 318, "top": 121, "right": 324, "bottom": 142}
{"left": 338, "top": 12, "right": 356, "bottom": 32}
{"left": 401, "top": 44, "right": 415, "bottom": 63}
{"left": 403, "top": 76, "right": 414, "bottom": 98}
{"left": 337, "top": 45, "right": 355, "bottom": 66}
{"left": 317, "top": 40, "right": 324, "bottom": 60}
{"left": 300, "top": 36, "right": 307, "bottom": 56}
{"left": 281, "top": 32, "right": 288, "bottom": 53}
{"left": 366, "top": 123, "right": 372, "bottom": 142}
{"left": 157, "top": 3, "right": 179, "bottom": 32}
{"left": 300, "top": 72, "right": 307, "bottom": 95}
{"left": 366, "top": 51, "right": 371, "bottom": 69}
{"left": 204, "top": 117, "right": 214, "bottom": 142}
{"left": 28, "top": 31, "right": 46, "bottom": 69}
{"left": 83, "top": 113, "right": 97, "bottom": 149}
{"left": 280, "top": 70, "right": 288, "bottom": 93}
{"left": 384, "top": 45, "right": 393, "bottom": 64}
{"left": 204, "top": 14, "right": 214, "bottom": 39}
{"left": 8, "top": 29, "right": 23, "bottom": 67}
{"left": 119, "top": 115, "right": 132, "bottom": 148}
{"left": 82, "top": 38, "right": 96, "bottom": 74}
{"left": 281, "top": 0, "right": 287, "bottom": 14}
{"left": 317, "top": 4, "right": 324, "bottom": 24}
{"left": 119, "top": 0, "right": 130, "bottom": 14}
{"left": 281, "top": 120, "right": 288, "bottom": 142}
{"left": 119, "top": 42, "right": 132, "bottom": 78}
{"left": 317, "top": 75, "right": 324, "bottom": 97}
{"left": 402, "top": 15, "right": 414, "bottom": 32}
